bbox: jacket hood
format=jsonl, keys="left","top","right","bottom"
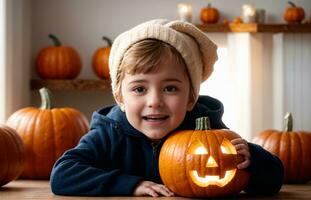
{"left": 89, "top": 95, "right": 227, "bottom": 138}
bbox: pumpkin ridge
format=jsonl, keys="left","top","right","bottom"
{"left": 6, "top": 127, "right": 24, "bottom": 181}
{"left": 0, "top": 129, "right": 9, "bottom": 184}
{"left": 296, "top": 133, "right": 304, "bottom": 180}
{"left": 187, "top": 130, "right": 201, "bottom": 196}
{"left": 31, "top": 109, "right": 41, "bottom": 178}
{"left": 175, "top": 131, "right": 192, "bottom": 196}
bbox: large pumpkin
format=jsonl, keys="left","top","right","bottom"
{"left": 36, "top": 34, "right": 82, "bottom": 79}
{"left": 200, "top": 3, "right": 220, "bottom": 24}
{"left": 253, "top": 113, "right": 311, "bottom": 183}
{"left": 92, "top": 36, "right": 112, "bottom": 79}
{"left": 6, "top": 88, "right": 89, "bottom": 179}
{"left": 283, "top": 1, "right": 305, "bottom": 23}
{"left": 0, "top": 125, "right": 24, "bottom": 186}
{"left": 159, "top": 117, "right": 250, "bottom": 197}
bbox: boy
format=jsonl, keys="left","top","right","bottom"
{"left": 50, "top": 19, "right": 283, "bottom": 197}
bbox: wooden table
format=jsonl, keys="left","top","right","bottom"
{"left": 1, "top": 180, "right": 311, "bottom": 199}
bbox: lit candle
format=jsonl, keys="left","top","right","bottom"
{"left": 177, "top": 3, "right": 193, "bottom": 23}
{"left": 242, "top": 4, "right": 256, "bottom": 23}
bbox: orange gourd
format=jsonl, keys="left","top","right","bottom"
{"left": 200, "top": 3, "right": 220, "bottom": 24}
{"left": 0, "top": 125, "right": 24, "bottom": 186}
{"left": 92, "top": 36, "right": 112, "bottom": 79}
{"left": 6, "top": 88, "right": 89, "bottom": 179}
{"left": 283, "top": 1, "right": 305, "bottom": 23}
{"left": 159, "top": 117, "right": 250, "bottom": 197}
{"left": 253, "top": 113, "right": 311, "bottom": 183}
{"left": 36, "top": 34, "right": 82, "bottom": 79}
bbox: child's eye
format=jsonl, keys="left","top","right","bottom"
{"left": 133, "top": 87, "right": 146, "bottom": 94}
{"left": 164, "top": 86, "right": 178, "bottom": 92}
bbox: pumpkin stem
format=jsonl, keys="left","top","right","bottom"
{"left": 102, "top": 36, "right": 112, "bottom": 47}
{"left": 284, "top": 112, "right": 293, "bottom": 132}
{"left": 49, "top": 34, "right": 61, "bottom": 46}
{"left": 207, "top": 3, "right": 211, "bottom": 8}
{"left": 39, "top": 87, "right": 54, "bottom": 109}
{"left": 195, "top": 117, "right": 211, "bottom": 130}
{"left": 288, "top": 1, "right": 296, "bottom": 7}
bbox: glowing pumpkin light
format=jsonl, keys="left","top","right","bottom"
{"left": 159, "top": 117, "right": 250, "bottom": 197}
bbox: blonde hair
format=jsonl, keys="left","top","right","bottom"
{"left": 114, "top": 39, "right": 195, "bottom": 102}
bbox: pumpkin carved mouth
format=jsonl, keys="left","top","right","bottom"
{"left": 189, "top": 169, "right": 237, "bottom": 187}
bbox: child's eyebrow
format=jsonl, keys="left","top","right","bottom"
{"left": 128, "top": 78, "right": 183, "bottom": 84}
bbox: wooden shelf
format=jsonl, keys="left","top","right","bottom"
{"left": 196, "top": 23, "right": 311, "bottom": 33}
{"left": 30, "top": 79, "right": 111, "bottom": 91}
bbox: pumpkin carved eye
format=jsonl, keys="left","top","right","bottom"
{"left": 220, "top": 138, "right": 237, "bottom": 154}
{"left": 188, "top": 140, "right": 208, "bottom": 155}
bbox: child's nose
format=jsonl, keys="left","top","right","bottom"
{"left": 147, "top": 91, "right": 163, "bottom": 108}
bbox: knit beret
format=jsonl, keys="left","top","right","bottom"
{"left": 109, "top": 19, "right": 218, "bottom": 102}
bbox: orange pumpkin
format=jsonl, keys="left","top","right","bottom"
{"left": 200, "top": 3, "right": 220, "bottom": 24}
{"left": 0, "top": 125, "right": 24, "bottom": 186}
{"left": 253, "top": 113, "right": 311, "bottom": 183}
{"left": 92, "top": 36, "right": 112, "bottom": 79}
{"left": 36, "top": 34, "right": 82, "bottom": 79}
{"left": 283, "top": 1, "right": 305, "bottom": 23}
{"left": 159, "top": 117, "right": 250, "bottom": 197}
{"left": 6, "top": 87, "right": 89, "bottom": 179}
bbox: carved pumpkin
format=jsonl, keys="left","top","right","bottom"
{"left": 6, "top": 88, "right": 89, "bottom": 179}
{"left": 283, "top": 1, "right": 305, "bottom": 23}
{"left": 253, "top": 113, "right": 311, "bottom": 183}
{"left": 200, "top": 3, "right": 219, "bottom": 24}
{"left": 92, "top": 36, "right": 112, "bottom": 79}
{"left": 36, "top": 34, "right": 82, "bottom": 79}
{"left": 0, "top": 125, "right": 24, "bottom": 186}
{"left": 159, "top": 117, "right": 250, "bottom": 197}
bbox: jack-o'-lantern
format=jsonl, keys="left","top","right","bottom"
{"left": 159, "top": 117, "right": 250, "bottom": 197}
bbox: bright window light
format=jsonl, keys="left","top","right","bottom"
{"left": 199, "top": 47, "right": 235, "bottom": 129}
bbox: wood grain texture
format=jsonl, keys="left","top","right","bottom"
{"left": 0, "top": 180, "right": 311, "bottom": 199}
{"left": 31, "top": 79, "right": 111, "bottom": 91}
{"left": 196, "top": 23, "right": 311, "bottom": 33}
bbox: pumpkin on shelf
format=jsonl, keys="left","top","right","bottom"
{"left": 159, "top": 117, "right": 250, "bottom": 197}
{"left": 200, "top": 3, "right": 220, "bottom": 24}
{"left": 36, "top": 34, "right": 82, "bottom": 79}
{"left": 6, "top": 87, "right": 89, "bottom": 179}
{"left": 92, "top": 36, "right": 112, "bottom": 79}
{"left": 253, "top": 112, "right": 311, "bottom": 183}
{"left": 0, "top": 125, "right": 24, "bottom": 187}
{"left": 283, "top": 1, "right": 305, "bottom": 24}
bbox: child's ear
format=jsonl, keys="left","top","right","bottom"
{"left": 115, "top": 96, "right": 125, "bottom": 112}
{"left": 187, "top": 99, "right": 195, "bottom": 111}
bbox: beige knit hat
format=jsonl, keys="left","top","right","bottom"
{"left": 109, "top": 19, "right": 218, "bottom": 102}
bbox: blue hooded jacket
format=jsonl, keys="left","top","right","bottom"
{"left": 50, "top": 95, "right": 283, "bottom": 196}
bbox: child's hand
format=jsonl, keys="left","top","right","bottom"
{"left": 133, "top": 181, "right": 174, "bottom": 197}
{"left": 231, "top": 138, "right": 251, "bottom": 169}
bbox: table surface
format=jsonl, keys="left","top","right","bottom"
{"left": 1, "top": 180, "right": 311, "bottom": 199}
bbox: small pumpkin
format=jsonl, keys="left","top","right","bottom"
{"left": 0, "top": 125, "right": 24, "bottom": 187}
{"left": 283, "top": 1, "right": 305, "bottom": 23}
{"left": 159, "top": 117, "right": 250, "bottom": 197}
{"left": 36, "top": 34, "right": 82, "bottom": 79}
{"left": 92, "top": 36, "right": 112, "bottom": 79}
{"left": 253, "top": 113, "right": 311, "bottom": 183}
{"left": 200, "top": 3, "right": 220, "bottom": 24}
{"left": 6, "top": 87, "right": 89, "bottom": 179}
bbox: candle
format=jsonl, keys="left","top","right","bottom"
{"left": 177, "top": 3, "right": 193, "bottom": 23}
{"left": 242, "top": 4, "right": 256, "bottom": 23}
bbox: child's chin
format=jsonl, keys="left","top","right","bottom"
{"left": 145, "top": 131, "right": 169, "bottom": 141}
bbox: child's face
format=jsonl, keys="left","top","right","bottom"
{"left": 118, "top": 56, "right": 193, "bottom": 140}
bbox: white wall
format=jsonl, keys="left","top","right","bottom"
{"left": 0, "top": 0, "right": 31, "bottom": 123}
